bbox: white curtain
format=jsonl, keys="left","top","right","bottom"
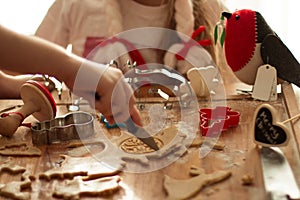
{"left": 223, "top": 0, "right": 300, "bottom": 61}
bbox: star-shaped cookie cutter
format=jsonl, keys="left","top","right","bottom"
{"left": 199, "top": 106, "right": 240, "bottom": 136}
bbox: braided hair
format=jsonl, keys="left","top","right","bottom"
{"left": 169, "top": 0, "right": 216, "bottom": 60}
{"left": 104, "top": 0, "right": 217, "bottom": 62}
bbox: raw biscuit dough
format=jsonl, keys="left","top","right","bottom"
{"left": 39, "top": 155, "right": 125, "bottom": 181}
{"left": 0, "top": 180, "right": 31, "bottom": 200}
{"left": 0, "top": 146, "right": 41, "bottom": 156}
{"left": 0, "top": 142, "right": 27, "bottom": 150}
{"left": 108, "top": 125, "right": 190, "bottom": 165}
{"left": 190, "top": 136, "right": 225, "bottom": 150}
{"left": 164, "top": 166, "right": 231, "bottom": 200}
{"left": 0, "top": 159, "right": 34, "bottom": 200}
{"left": 241, "top": 174, "right": 254, "bottom": 186}
{"left": 116, "top": 125, "right": 187, "bottom": 155}
{"left": 67, "top": 124, "right": 194, "bottom": 170}
{"left": 120, "top": 137, "right": 163, "bottom": 154}
{"left": 0, "top": 142, "right": 41, "bottom": 156}
{"left": 53, "top": 176, "right": 121, "bottom": 200}
{"left": 67, "top": 140, "right": 105, "bottom": 148}
{"left": 0, "top": 160, "right": 26, "bottom": 174}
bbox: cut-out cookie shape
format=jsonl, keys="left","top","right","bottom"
{"left": 164, "top": 166, "right": 231, "bottom": 200}
{"left": 0, "top": 160, "right": 26, "bottom": 174}
{"left": 113, "top": 125, "right": 189, "bottom": 158}
{"left": 0, "top": 139, "right": 42, "bottom": 156}
{"left": 120, "top": 137, "right": 163, "bottom": 154}
{"left": 39, "top": 155, "right": 124, "bottom": 181}
{"left": 67, "top": 139, "right": 151, "bottom": 166}
{"left": 0, "top": 142, "right": 28, "bottom": 150}
{"left": 253, "top": 103, "right": 290, "bottom": 147}
{"left": 0, "top": 180, "right": 31, "bottom": 200}
{"left": 0, "top": 159, "right": 34, "bottom": 200}
{"left": 199, "top": 106, "right": 240, "bottom": 136}
{"left": 75, "top": 122, "right": 196, "bottom": 173}
{"left": 53, "top": 176, "right": 121, "bottom": 200}
{"left": 190, "top": 136, "right": 225, "bottom": 151}
{"left": 0, "top": 142, "right": 41, "bottom": 156}
{"left": 187, "top": 66, "right": 219, "bottom": 97}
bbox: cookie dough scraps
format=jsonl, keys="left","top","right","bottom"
{"left": 53, "top": 176, "right": 121, "bottom": 200}
{"left": 164, "top": 166, "right": 231, "bottom": 200}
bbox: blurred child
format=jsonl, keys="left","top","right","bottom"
{"left": 0, "top": 25, "right": 141, "bottom": 125}
{"left": 36, "top": 0, "right": 225, "bottom": 74}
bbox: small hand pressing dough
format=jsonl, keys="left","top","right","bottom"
{"left": 164, "top": 166, "right": 231, "bottom": 200}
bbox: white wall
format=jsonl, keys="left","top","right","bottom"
{"left": 223, "top": 0, "right": 300, "bottom": 62}
{"left": 0, "top": 0, "right": 54, "bottom": 35}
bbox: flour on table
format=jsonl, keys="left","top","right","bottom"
{"left": 39, "top": 155, "right": 124, "bottom": 181}
{"left": 164, "top": 166, "right": 231, "bottom": 200}
{"left": 190, "top": 136, "right": 225, "bottom": 150}
{"left": 0, "top": 146, "right": 41, "bottom": 156}
{"left": 53, "top": 176, "right": 121, "bottom": 200}
{"left": 0, "top": 142, "right": 41, "bottom": 156}
{"left": 0, "top": 159, "right": 34, "bottom": 200}
{"left": 0, "top": 180, "right": 31, "bottom": 200}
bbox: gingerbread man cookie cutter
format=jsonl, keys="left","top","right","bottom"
{"left": 31, "top": 112, "right": 94, "bottom": 145}
{"left": 199, "top": 106, "right": 240, "bottom": 136}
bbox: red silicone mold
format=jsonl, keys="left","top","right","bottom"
{"left": 199, "top": 106, "right": 240, "bottom": 136}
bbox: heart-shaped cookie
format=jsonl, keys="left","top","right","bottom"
{"left": 253, "top": 104, "right": 290, "bottom": 147}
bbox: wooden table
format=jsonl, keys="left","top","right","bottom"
{"left": 0, "top": 71, "right": 300, "bottom": 200}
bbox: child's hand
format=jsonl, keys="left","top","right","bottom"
{"left": 95, "top": 67, "right": 142, "bottom": 126}
{"left": 65, "top": 60, "right": 142, "bottom": 126}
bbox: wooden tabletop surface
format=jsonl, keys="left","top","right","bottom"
{"left": 0, "top": 65, "right": 300, "bottom": 200}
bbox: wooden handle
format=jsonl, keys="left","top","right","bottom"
{"left": 0, "top": 113, "right": 23, "bottom": 136}
{"left": 20, "top": 81, "right": 56, "bottom": 121}
{"left": 282, "top": 113, "right": 300, "bottom": 124}
{"left": 0, "top": 81, "right": 56, "bottom": 137}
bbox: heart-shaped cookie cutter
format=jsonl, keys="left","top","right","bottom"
{"left": 31, "top": 112, "right": 94, "bottom": 145}
{"left": 199, "top": 106, "right": 240, "bottom": 136}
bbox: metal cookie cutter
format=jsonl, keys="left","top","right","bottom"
{"left": 31, "top": 112, "right": 94, "bottom": 145}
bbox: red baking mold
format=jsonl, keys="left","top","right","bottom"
{"left": 199, "top": 106, "right": 240, "bottom": 136}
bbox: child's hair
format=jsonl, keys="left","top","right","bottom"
{"left": 168, "top": 0, "right": 216, "bottom": 60}
{"left": 105, "top": 0, "right": 217, "bottom": 61}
